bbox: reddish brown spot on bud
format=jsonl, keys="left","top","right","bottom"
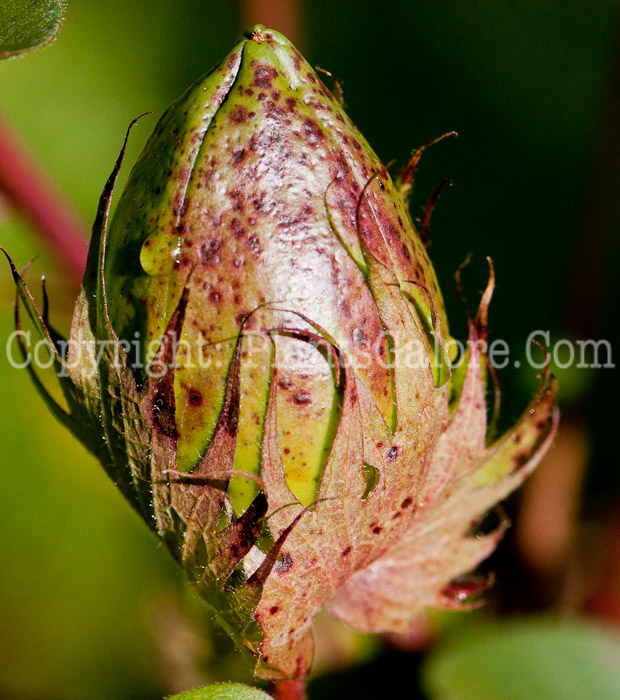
{"left": 231, "top": 105, "right": 249, "bottom": 123}
{"left": 353, "top": 328, "right": 368, "bottom": 344}
{"left": 302, "top": 118, "right": 324, "bottom": 146}
{"left": 232, "top": 147, "right": 246, "bottom": 164}
{"left": 232, "top": 219, "right": 245, "bottom": 238}
{"left": 247, "top": 235, "right": 261, "bottom": 257}
{"left": 201, "top": 239, "right": 222, "bottom": 263}
{"left": 254, "top": 63, "right": 278, "bottom": 88}
{"left": 293, "top": 391, "right": 311, "bottom": 405}
{"left": 188, "top": 388, "right": 203, "bottom": 407}
{"left": 512, "top": 451, "right": 530, "bottom": 470}
{"left": 232, "top": 219, "right": 245, "bottom": 237}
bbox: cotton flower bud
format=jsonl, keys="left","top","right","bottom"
{"left": 4, "top": 25, "right": 557, "bottom": 681}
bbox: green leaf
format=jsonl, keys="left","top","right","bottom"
{"left": 423, "top": 617, "right": 620, "bottom": 700}
{"left": 168, "top": 683, "right": 272, "bottom": 700}
{"left": 0, "top": 0, "right": 64, "bottom": 60}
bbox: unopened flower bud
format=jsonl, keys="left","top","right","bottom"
{"left": 4, "top": 25, "right": 557, "bottom": 681}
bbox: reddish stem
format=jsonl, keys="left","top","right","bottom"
{"left": 271, "top": 679, "right": 307, "bottom": 700}
{"left": 0, "top": 114, "right": 89, "bottom": 286}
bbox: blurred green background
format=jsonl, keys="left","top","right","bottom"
{"left": 1, "top": 1, "right": 620, "bottom": 698}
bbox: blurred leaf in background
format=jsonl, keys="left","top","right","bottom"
{"left": 0, "top": 0, "right": 64, "bottom": 60}
{"left": 1, "top": 1, "right": 620, "bottom": 698}
{"left": 169, "top": 683, "right": 272, "bottom": 700}
{"left": 424, "top": 617, "right": 620, "bottom": 700}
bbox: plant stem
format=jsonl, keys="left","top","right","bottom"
{"left": 0, "top": 114, "right": 89, "bottom": 286}
{"left": 271, "top": 678, "right": 307, "bottom": 700}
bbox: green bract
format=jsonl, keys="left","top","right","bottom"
{"left": 4, "top": 26, "right": 557, "bottom": 681}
